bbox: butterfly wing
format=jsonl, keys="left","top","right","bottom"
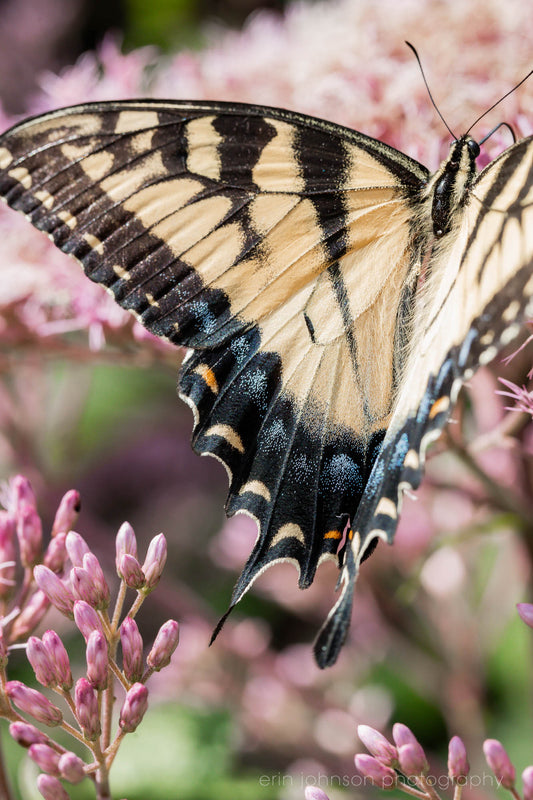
{"left": 0, "top": 99, "right": 429, "bottom": 629}
{"left": 315, "top": 134, "right": 533, "bottom": 666}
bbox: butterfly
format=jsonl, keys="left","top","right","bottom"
{"left": 0, "top": 94, "right": 532, "bottom": 667}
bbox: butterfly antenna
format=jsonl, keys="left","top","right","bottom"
{"left": 465, "top": 66, "right": 533, "bottom": 135}
{"left": 405, "top": 41, "right": 456, "bottom": 140}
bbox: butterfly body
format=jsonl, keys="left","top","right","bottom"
{"left": 0, "top": 100, "right": 531, "bottom": 667}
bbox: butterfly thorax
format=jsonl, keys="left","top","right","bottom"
{"left": 426, "top": 136, "right": 480, "bottom": 237}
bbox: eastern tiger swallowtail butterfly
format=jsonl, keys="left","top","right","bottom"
{"left": 0, "top": 94, "right": 532, "bottom": 667}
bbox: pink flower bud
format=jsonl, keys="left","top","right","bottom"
{"left": 142, "top": 534, "right": 167, "bottom": 591}
{"left": 522, "top": 766, "right": 533, "bottom": 800}
{"left": 43, "top": 533, "right": 67, "bottom": 574}
{"left": 65, "top": 532, "right": 90, "bottom": 568}
{"left": 118, "top": 553, "right": 145, "bottom": 589}
{"left": 51, "top": 491, "right": 80, "bottom": 537}
{"left": 71, "top": 567, "right": 101, "bottom": 608}
{"left": 86, "top": 631, "right": 108, "bottom": 690}
{"left": 147, "top": 620, "right": 179, "bottom": 671}
{"left": 74, "top": 678, "right": 101, "bottom": 741}
{"left": 73, "top": 601, "right": 105, "bottom": 642}
{"left": 36, "top": 774, "right": 70, "bottom": 800}
{"left": 392, "top": 723, "right": 419, "bottom": 749}
{"left": 355, "top": 754, "right": 397, "bottom": 789}
{"left": 10, "top": 591, "right": 51, "bottom": 640}
{"left": 9, "top": 721, "right": 50, "bottom": 747}
{"left": 398, "top": 743, "right": 428, "bottom": 777}
{"left": 357, "top": 725, "right": 398, "bottom": 766}
{"left": 34, "top": 566, "right": 74, "bottom": 617}
{"left": 82, "top": 553, "right": 110, "bottom": 609}
{"left": 120, "top": 617, "right": 144, "bottom": 683}
{"left": 27, "top": 637, "right": 57, "bottom": 688}
{"left": 12, "top": 475, "right": 37, "bottom": 511}
{"left": 116, "top": 522, "right": 138, "bottom": 569}
{"left": 483, "top": 739, "right": 515, "bottom": 789}
{"left": 58, "top": 751, "right": 85, "bottom": 784}
{"left": 305, "top": 789, "right": 331, "bottom": 800}
{"left": 17, "top": 505, "right": 43, "bottom": 567}
{"left": 0, "top": 512, "right": 16, "bottom": 599}
{"left": 448, "top": 736, "right": 469, "bottom": 784}
{"left": 29, "top": 743, "right": 61, "bottom": 776}
{"left": 6, "top": 681, "right": 62, "bottom": 726}
{"left": 517, "top": 603, "right": 533, "bottom": 629}
{"left": 42, "top": 631, "right": 72, "bottom": 691}
{"left": 119, "top": 683, "right": 149, "bottom": 733}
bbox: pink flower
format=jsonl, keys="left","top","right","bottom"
{"left": 29, "top": 743, "right": 61, "bottom": 776}
{"left": 6, "top": 681, "right": 62, "bottom": 726}
{"left": 86, "top": 631, "right": 108, "bottom": 690}
{"left": 43, "top": 533, "right": 68, "bottom": 574}
{"left": 9, "top": 721, "right": 50, "bottom": 748}
{"left": 51, "top": 490, "right": 81, "bottom": 536}
{"left": 147, "top": 620, "right": 180, "bottom": 671}
{"left": 448, "top": 736, "right": 469, "bottom": 784}
{"left": 522, "top": 766, "right": 533, "bottom": 800}
{"left": 142, "top": 533, "right": 167, "bottom": 591}
{"left": 10, "top": 591, "right": 51, "bottom": 640}
{"left": 117, "top": 553, "right": 145, "bottom": 590}
{"left": 16, "top": 505, "right": 42, "bottom": 567}
{"left": 355, "top": 754, "right": 397, "bottom": 789}
{"left": 483, "top": 739, "right": 515, "bottom": 789}
{"left": 74, "top": 678, "right": 101, "bottom": 740}
{"left": 73, "top": 600, "right": 104, "bottom": 642}
{"left": 357, "top": 725, "right": 398, "bottom": 766}
{"left": 119, "top": 683, "right": 149, "bottom": 733}
{"left": 34, "top": 566, "right": 74, "bottom": 617}
{"left": 58, "top": 751, "right": 86, "bottom": 784}
{"left": 65, "top": 532, "right": 90, "bottom": 568}
{"left": 36, "top": 774, "right": 70, "bottom": 800}
{"left": 120, "top": 617, "right": 144, "bottom": 683}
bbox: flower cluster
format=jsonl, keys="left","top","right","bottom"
{"left": 0, "top": 476, "right": 179, "bottom": 800}
{"left": 304, "top": 724, "right": 533, "bottom": 800}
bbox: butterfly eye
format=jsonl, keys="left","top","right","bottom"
{"left": 467, "top": 139, "right": 481, "bottom": 158}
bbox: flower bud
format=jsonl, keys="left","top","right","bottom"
{"left": 36, "top": 774, "right": 70, "bottom": 800}
{"left": 17, "top": 505, "right": 43, "bottom": 567}
{"left": 9, "top": 721, "right": 50, "bottom": 747}
{"left": 398, "top": 742, "right": 428, "bottom": 777}
{"left": 82, "top": 553, "right": 110, "bottom": 609}
{"left": 305, "top": 789, "right": 331, "bottom": 800}
{"left": 448, "top": 736, "right": 469, "bottom": 784}
{"left": 65, "top": 532, "right": 90, "bottom": 568}
{"left": 6, "top": 681, "right": 62, "bottom": 726}
{"left": 86, "top": 631, "right": 108, "bottom": 690}
{"left": 115, "top": 522, "right": 138, "bottom": 569}
{"left": 517, "top": 603, "right": 533, "bottom": 629}
{"left": 142, "top": 534, "right": 167, "bottom": 591}
{"left": 392, "top": 723, "right": 419, "bottom": 749}
{"left": 120, "top": 617, "right": 144, "bottom": 683}
{"left": 0, "top": 512, "right": 16, "bottom": 599}
{"left": 483, "top": 739, "right": 515, "bottom": 789}
{"left": 357, "top": 725, "right": 398, "bottom": 767}
{"left": 29, "top": 743, "right": 61, "bottom": 776}
{"left": 71, "top": 567, "right": 101, "bottom": 608}
{"left": 51, "top": 491, "right": 80, "bottom": 537}
{"left": 73, "top": 601, "right": 104, "bottom": 642}
{"left": 27, "top": 637, "right": 57, "bottom": 688}
{"left": 12, "top": 475, "right": 37, "bottom": 510}
{"left": 522, "top": 766, "right": 533, "bottom": 800}
{"left": 119, "top": 683, "right": 149, "bottom": 733}
{"left": 147, "top": 620, "right": 179, "bottom": 671}
{"left": 34, "top": 566, "right": 74, "bottom": 617}
{"left": 43, "top": 533, "right": 67, "bottom": 574}
{"left": 58, "top": 751, "right": 85, "bottom": 784}
{"left": 74, "top": 678, "right": 101, "bottom": 741}
{"left": 118, "top": 553, "right": 145, "bottom": 589}
{"left": 355, "top": 754, "right": 397, "bottom": 789}
{"left": 42, "top": 630, "right": 72, "bottom": 691}
{"left": 10, "top": 591, "right": 51, "bottom": 640}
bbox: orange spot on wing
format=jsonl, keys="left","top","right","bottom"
{"left": 324, "top": 530, "right": 342, "bottom": 540}
{"left": 429, "top": 395, "right": 450, "bottom": 420}
{"left": 194, "top": 364, "right": 219, "bottom": 394}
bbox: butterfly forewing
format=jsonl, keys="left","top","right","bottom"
{"left": 0, "top": 99, "right": 427, "bottom": 609}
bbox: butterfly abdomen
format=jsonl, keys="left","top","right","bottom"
{"left": 429, "top": 136, "right": 480, "bottom": 237}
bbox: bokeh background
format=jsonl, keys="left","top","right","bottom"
{"left": 0, "top": 0, "right": 532, "bottom": 798}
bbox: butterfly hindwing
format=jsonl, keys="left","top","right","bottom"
{"left": 314, "top": 134, "right": 533, "bottom": 667}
